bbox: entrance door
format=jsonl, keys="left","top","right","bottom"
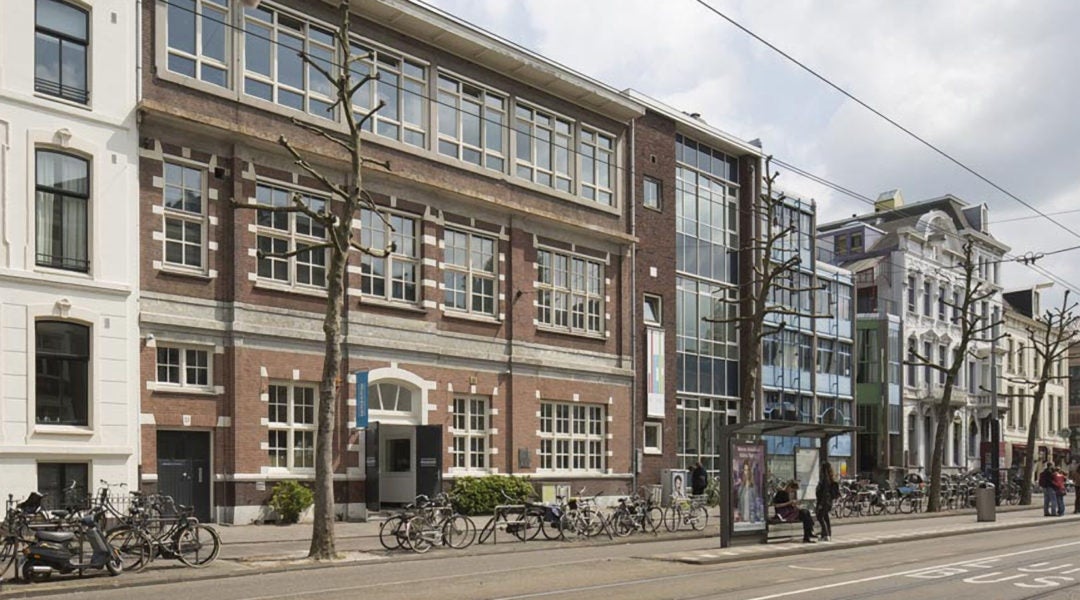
{"left": 157, "top": 430, "right": 211, "bottom": 522}
{"left": 364, "top": 422, "right": 380, "bottom": 512}
{"left": 379, "top": 425, "right": 416, "bottom": 504}
{"left": 416, "top": 425, "right": 442, "bottom": 499}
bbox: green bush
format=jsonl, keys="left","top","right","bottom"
{"left": 450, "top": 475, "right": 534, "bottom": 516}
{"left": 269, "top": 480, "right": 314, "bottom": 524}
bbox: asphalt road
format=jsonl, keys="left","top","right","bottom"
{"left": 8, "top": 525, "right": 1080, "bottom": 599}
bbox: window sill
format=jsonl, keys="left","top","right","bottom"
{"left": 441, "top": 310, "right": 501, "bottom": 325}
{"left": 643, "top": 448, "right": 663, "bottom": 456}
{"left": 159, "top": 266, "right": 215, "bottom": 281}
{"left": 253, "top": 279, "right": 328, "bottom": 299}
{"left": 147, "top": 382, "right": 221, "bottom": 396}
{"left": 33, "top": 424, "right": 94, "bottom": 437}
{"left": 34, "top": 91, "right": 92, "bottom": 112}
{"left": 357, "top": 297, "right": 426, "bottom": 314}
{"left": 535, "top": 326, "right": 606, "bottom": 341}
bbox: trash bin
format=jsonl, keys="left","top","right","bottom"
{"left": 975, "top": 486, "right": 996, "bottom": 522}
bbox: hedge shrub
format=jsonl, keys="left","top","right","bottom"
{"left": 269, "top": 480, "right": 314, "bottom": 524}
{"left": 450, "top": 475, "right": 534, "bottom": 516}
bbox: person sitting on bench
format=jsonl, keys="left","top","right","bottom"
{"left": 772, "top": 480, "right": 815, "bottom": 543}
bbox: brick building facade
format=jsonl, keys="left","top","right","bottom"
{"left": 137, "top": 0, "right": 643, "bottom": 522}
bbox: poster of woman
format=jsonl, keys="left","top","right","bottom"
{"left": 732, "top": 444, "right": 766, "bottom": 531}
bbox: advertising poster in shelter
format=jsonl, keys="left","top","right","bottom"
{"left": 732, "top": 443, "right": 766, "bottom": 531}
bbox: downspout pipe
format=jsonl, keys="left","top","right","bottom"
{"left": 629, "top": 118, "right": 638, "bottom": 492}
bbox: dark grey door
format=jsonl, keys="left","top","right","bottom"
{"left": 157, "top": 431, "right": 211, "bottom": 522}
{"left": 416, "top": 425, "right": 442, "bottom": 499}
{"left": 364, "top": 422, "right": 380, "bottom": 512}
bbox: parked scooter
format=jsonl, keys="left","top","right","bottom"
{"left": 21, "top": 507, "right": 122, "bottom": 582}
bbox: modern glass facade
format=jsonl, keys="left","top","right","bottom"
{"left": 674, "top": 134, "right": 741, "bottom": 472}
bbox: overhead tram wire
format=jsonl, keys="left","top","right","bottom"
{"left": 692, "top": 0, "right": 1080, "bottom": 244}
{"left": 162, "top": 0, "right": 1080, "bottom": 295}
{"left": 770, "top": 160, "right": 1080, "bottom": 297}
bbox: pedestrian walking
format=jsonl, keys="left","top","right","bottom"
{"left": 691, "top": 460, "right": 708, "bottom": 497}
{"left": 1039, "top": 463, "right": 1056, "bottom": 516}
{"left": 1069, "top": 461, "right": 1080, "bottom": 515}
{"left": 815, "top": 462, "right": 839, "bottom": 542}
{"left": 1051, "top": 466, "right": 1067, "bottom": 516}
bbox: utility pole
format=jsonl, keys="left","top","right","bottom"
{"left": 990, "top": 307, "right": 1001, "bottom": 503}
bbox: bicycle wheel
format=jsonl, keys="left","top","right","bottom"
{"left": 442, "top": 515, "right": 476, "bottom": 549}
{"left": 557, "top": 512, "right": 579, "bottom": 541}
{"left": 612, "top": 511, "right": 635, "bottom": 537}
{"left": 404, "top": 519, "right": 432, "bottom": 554}
{"left": 478, "top": 514, "right": 503, "bottom": 544}
{"left": 106, "top": 526, "right": 153, "bottom": 572}
{"left": 897, "top": 496, "right": 914, "bottom": 514}
{"left": 0, "top": 538, "right": 17, "bottom": 578}
{"left": 688, "top": 505, "right": 708, "bottom": 531}
{"left": 644, "top": 506, "right": 664, "bottom": 534}
{"left": 379, "top": 515, "right": 408, "bottom": 551}
{"left": 513, "top": 512, "right": 543, "bottom": 542}
{"left": 663, "top": 507, "right": 679, "bottom": 532}
{"left": 175, "top": 524, "right": 221, "bottom": 567}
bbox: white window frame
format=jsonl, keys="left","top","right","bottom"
{"left": 442, "top": 227, "right": 497, "bottom": 316}
{"left": 643, "top": 294, "right": 662, "bottom": 325}
{"left": 536, "top": 248, "right": 604, "bottom": 335}
{"left": 579, "top": 126, "right": 615, "bottom": 206}
{"left": 165, "top": 0, "right": 230, "bottom": 88}
{"left": 450, "top": 396, "right": 490, "bottom": 471}
{"left": 163, "top": 160, "right": 207, "bottom": 272}
{"left": 155, "top": 345, "right": 212, "bottom": 390}
{"left": 254, "top": 181, "right": 328, "bottom": 290}
{"left": 359, "top": 208, "right": 419, "bottom": 303}
{"left": 538, "top": 401, "right": 605, "bottom": 472}
{"left": 643, "top": 176, "right": 661, "bottom": 210}
{"left": 267, "top": 383, "right": 316, "bottom": 471}
{"left": 513, "top": 102, "right": 573, "bottom": 194}
{"left": 643, "top": 421, "right": 662, "bottom": 455}
{"left": 436, "top": 71, "right": 507, "bottom": 172}
{"left": 242, "top": 4, "right": 337, "bottom": 120}
{"left": 350, "top": 39, "right": 427, "bottom": 147}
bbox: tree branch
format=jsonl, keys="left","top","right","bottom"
{"left": 257, "top": 242, "right": 333, "bottom": 261}
{"left": 278, "top": 136, "right": 350, "bottom": 201}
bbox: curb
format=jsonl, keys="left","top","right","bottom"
{"left": 658, "top": 513, "right": 1080, "bottom": 566}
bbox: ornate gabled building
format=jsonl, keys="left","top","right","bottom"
{"left": 820, "top": 190, "right": 1008, "bottom": 475}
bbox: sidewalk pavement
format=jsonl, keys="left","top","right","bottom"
{"left": 0, "top": 503, "right": 1072, "bottom": 598}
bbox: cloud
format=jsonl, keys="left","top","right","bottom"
{"left": 426, "top": 0, "right": 1080, "bottom": 303}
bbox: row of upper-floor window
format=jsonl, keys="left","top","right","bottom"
{"left": 763, "top": 330, "right": 853, "bottom": 378}
{"left": 153, "top": 159, "right": 607, "bottom": 336}
{"left": 1004, "top": 336, "right": 1065, "bottom": 379}
{"left": 905, "top": 273, "right": 996, "bottom": 325}
{"left": 161, "top": 0, "right": 618, "bottom": 206}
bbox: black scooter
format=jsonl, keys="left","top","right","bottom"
{"left": 21, "top": 506, "right": 122, "bottom": 582}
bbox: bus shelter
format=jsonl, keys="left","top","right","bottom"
{"left": 719, "top": 420, "right": 860, "bottom": 548}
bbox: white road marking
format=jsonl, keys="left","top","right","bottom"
{"left": 740, "top": 539, "right": 1080, "bottom": 600}
{"left": 788, "top": 565, "right": 834, "bottom": 572}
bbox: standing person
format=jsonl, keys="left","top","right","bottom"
{"left": 773, "top": 480, "right": 815, "bottom": 543}
{"left": 1069, "top": 461, "right": 1080, "bottom": 514}
{"left": 691, "top": 460, "right": 708, "bottom": 497}
{"left": 815, "top": 463, "right": 839, "bottom": 542}
{"left": 1039, "top": 463, "right": 1056, "bottom": 516}
{"left": 1051, "top": 466, "right": 1068, "bottom": 516}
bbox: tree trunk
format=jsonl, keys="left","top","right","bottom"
{"left": 1019, "top": 384, "right": 1047, "bottom": 506}
{"left": 309, "top": 247, "right": 346, "bottom": 559}
{"left": 926, "top": 399, "right": 950, "bottom": 512}
{"left": 741, "top": 357, "right": 759, "bottom": 424}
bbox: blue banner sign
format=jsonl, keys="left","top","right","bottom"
{"left": 355, "top": 370, "right": 369, "bottom": 429}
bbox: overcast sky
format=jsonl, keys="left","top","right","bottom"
{"left": 426, "top": 0, "right": 1080, "bottom": 309}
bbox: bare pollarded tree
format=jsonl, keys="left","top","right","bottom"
{"left": 906, "top": 240, "right": 1004, "bottom": 512}
{"left": 996, "top": 291, "right": 1079, "bottom": 505}
{"left": 231, "top": 2, "right": 393, "bottom": 559}
{"left": 707, "top": 157, "right": 826, "bottom": 423}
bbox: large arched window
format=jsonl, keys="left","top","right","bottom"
{"left": 35, "top": 320, "right": 90, "bottom": 426}
{"left": 36, "top": 150, "right": 89, "bottom": 272}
